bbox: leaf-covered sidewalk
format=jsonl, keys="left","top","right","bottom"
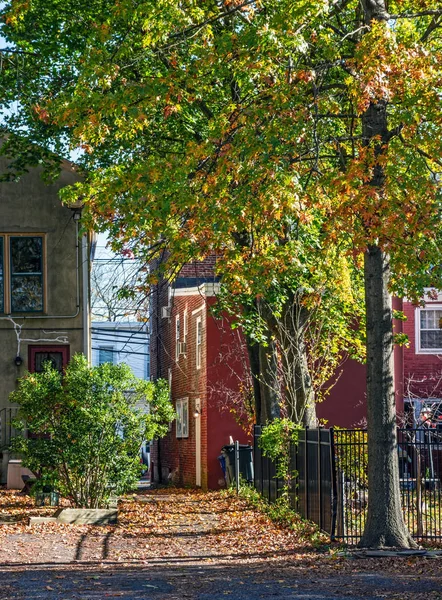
{"left": 0, "top": 487, "right": 441, "bottom": 599}
{"left": 0, "top": 487, "right": 316, "bottom": 563}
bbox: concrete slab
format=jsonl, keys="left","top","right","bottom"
{"left": 53, "top": 508, "right": 117, "bottom": 525}
{"left": 29, "top": 516, "right": 58, "bottom": 525}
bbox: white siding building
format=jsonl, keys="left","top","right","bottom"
{"left": 91, "top": 322, "right": 149, "bottom": 380}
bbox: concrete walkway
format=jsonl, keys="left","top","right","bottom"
{"left": 0, "top": 489, "right": 440, "bottom": 599}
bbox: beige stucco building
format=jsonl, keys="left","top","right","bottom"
{"left": 0, "top": 157, "right": 91, "bottom": 482}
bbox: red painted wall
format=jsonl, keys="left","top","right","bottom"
{"left": 205, "top": 302, "right": 251, "bottom": 489}
{"left": 317, "top": 297, "right": 411, "bottom": 427}
{"left": 317, "top": 359, "right": 367, "bottom": 428}
{"left": 403, "top": 299, "right": 442, "bottom": 400}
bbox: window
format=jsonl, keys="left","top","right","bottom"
{"left": 196, "top": 316, "right": 202, "bottom": 370}
{"left": 0, "top": 235, "right": 45, "bottom": 313}
{"left": 175, "top": 315, "right": 180, "bottom": 361}
{"left": 99, "top": 346, "right": 115, "bottom": 364}
{"left": 29, "top": 345, "right": 70, "bottom": 373}
{"left": 168, "top": 368, "right": 173, "bottom": 432}
{"left": 183, "top": 308, "right": 188, "bottom": 344}
{"left": 417, "top": 307, "right": 442, "bottom": 352}
{"left": 176, "top": 397, "right": 189, "bottom": 438}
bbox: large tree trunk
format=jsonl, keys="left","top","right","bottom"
{"left": 359, "top": 0, "right": 415, "bottom": 548}
{"left": 359, "top": 247, "right": 415, "bottom": 548}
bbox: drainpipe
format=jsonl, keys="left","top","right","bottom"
{"left": 82, "top": 232, "right": 91, "bottom": 363}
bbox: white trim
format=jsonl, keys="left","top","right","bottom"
{"left": 201, "top": 282, "right": 220, "bottom": 297}
{"left": 192, "top": 305, "right": 205, "bottom": 316}
{"left": 415, "top": 305, "right": 442, "bottom": 354}
{"left": 168, "top": 368, "right": 172, "bottom": 432}
{"left": 183, "top": 308, "right": 188, "bottom": 343}
{"left": 423, "top": 288, "right": 442, "bottom": 303}
{"left": 173, "top": 282, "right": 221, "bottom": 298}
{"left": 174, "top": 287, "right": 200, "bottom": 296}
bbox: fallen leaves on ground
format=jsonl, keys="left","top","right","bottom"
{"left": 0, "top": 486, "right": 319, "bottom": 564}
{"left": 0, "top": 484, "right": 440, "bottom": 599}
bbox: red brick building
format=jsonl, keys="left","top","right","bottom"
{"left": 150, "top": 260, "right": 250, "bottom": 490}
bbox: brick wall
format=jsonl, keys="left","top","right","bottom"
{"left": 178, "top": 255, "right": 218, "bottom": 279}
{"left": 151, "top": 287, "right": 208, "bottom": 487}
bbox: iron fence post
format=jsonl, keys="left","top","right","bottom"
{"left": 304, "top": 427, "right": 309, "bottom": 520}
{"left": 318, "top": 429, "right": 323, "bottom": 530}
{"left": 329, "top": 428, "right": 338, "bottom": 541}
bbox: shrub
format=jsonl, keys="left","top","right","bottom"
{"left": 10, "top": 354, "right": 174, "bottom": 508}
{"left": 259, "top": 417, "right": 300, "bottom": 480}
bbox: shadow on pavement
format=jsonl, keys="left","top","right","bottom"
{"left": 0, "top": 556, "right": 440, "bottom": 600}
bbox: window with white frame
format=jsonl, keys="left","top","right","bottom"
{"left": 417, "top": 307, "right": 442, "bottom": 352}
{"left": 175, "top": 315, "right": 180, "bottom": 361}
{"left": 176, "top": 397, "right": 189, "bottom": 438}
{"left": 196, "top": 316, "right": 202, "bottom": 369}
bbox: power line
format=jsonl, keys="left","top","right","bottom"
{"left": 91, "top": 327, "right": 148, "bottom": 335}
{"left": 93, "top": 339, "right": 150, "bottom": 349}
{"left": 91, "top": 330, "right": 149, "bottom": 341}
{"left": 92, "top": 347, "right": 150, "bottom": 357}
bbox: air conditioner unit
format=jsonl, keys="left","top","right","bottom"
{"left": 178, "top": 341, "right": 187, "bottom": 355}
{"left": 162, "top": 306, "right": 171, "bottom": 319}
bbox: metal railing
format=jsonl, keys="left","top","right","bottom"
{"left": 0, "top": 406, "right": 20, "bottom": 451}
{"left": 253, "top": 425, "right": 442, "bottom": 543}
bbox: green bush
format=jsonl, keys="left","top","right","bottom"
{"left": 259, "top": 417, "right": 300, "bottom": 480}
{"left": 10, "top": 354, "right": 174, "bottom": 508}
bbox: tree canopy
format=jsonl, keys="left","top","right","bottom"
{"left": 0, "top": 1, "right": 440, "bottom": 299}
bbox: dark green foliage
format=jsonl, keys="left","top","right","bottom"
{"left": 10, "top": 354, "right": 174, "bottom": 508}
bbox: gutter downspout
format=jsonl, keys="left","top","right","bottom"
{"left": 82, "top": 232, "right": 91, "bottom": 362}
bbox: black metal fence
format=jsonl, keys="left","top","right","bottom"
{"left": 0, "top": 407, "right": 19, "bottom": 451}
{"left": 253, "top": 425, "right": 442, "bottom": 543}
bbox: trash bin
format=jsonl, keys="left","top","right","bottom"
{"left": 218, "top": 454, "right": 226, "bottom": 479}
{"left": 221, "top": 444, "right": 254, "bottom": 485}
